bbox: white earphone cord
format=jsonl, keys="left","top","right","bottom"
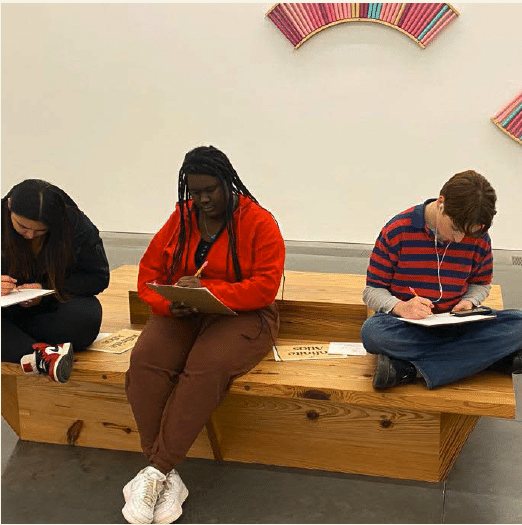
{"left": 434, "top": 204, "right": 450, "bottom": 303}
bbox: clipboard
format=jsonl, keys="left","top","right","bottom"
{"left": 147, "top": 283, "right": 237, "bottom": 316}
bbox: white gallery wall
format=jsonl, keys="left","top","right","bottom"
{"left": 2, "top": 3, "right": 521, "bottom": 249}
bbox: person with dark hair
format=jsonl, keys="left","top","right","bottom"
{"left": 361, "top": 170, "right": 522, "bottom": 389}
{"left": 123, "top": 146, "right": 285, "bottom": 524}
{"left": 1, "top": 179, "right": 110, "bottom": 383}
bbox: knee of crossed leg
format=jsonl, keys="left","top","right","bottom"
{"left": 360, "top": 317, "right": 380, "bottom": 353}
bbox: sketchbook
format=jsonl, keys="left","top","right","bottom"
{"left": 398, "top": 312, "right": 496, "bottom": 327}
{"left": 147, "top": 283, "right": 236, "bottom": 316}
{"left": 1, "top": 288, "right": 55, "bottom": 308}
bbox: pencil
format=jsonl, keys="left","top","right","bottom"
{"left": 409, "top": 287, "right": 418, "bottom": 296}
{"left": 194, "top": 261, "right": 208, "bottom": 278}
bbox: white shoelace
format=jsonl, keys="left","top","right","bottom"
{"left": 156, "top": 479, "right": 171, "bottom": 505}
{"left": 142, "top": 478, "right": 161, "bottom": 508}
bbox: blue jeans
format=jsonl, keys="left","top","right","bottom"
{"left": 360, "top": 309, "right": 522, "bottom": 389}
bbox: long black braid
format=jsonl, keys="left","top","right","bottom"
{"left": 169, "top": 145, "right": 258, "bottom": 284}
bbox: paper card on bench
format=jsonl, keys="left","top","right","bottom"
{"left": 273, "top": 344, "right": 350, "bottom": 361}
{"left": 1, "top": 288, "right": 55, "bottom": 308}
{"left": 88, "top": 329, "right": 141, "bottom": 354}
{"left": 399, "top": 312, "right": 496, "bottom": 327}
{"left": 328, "top": 342, "right": 367, "bottom": 356}
{"left": 147, "top": 283, "right": 236, "bottom": 316}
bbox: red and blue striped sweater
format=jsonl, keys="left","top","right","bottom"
{"left": 366, "top": 199, "right": 493, "bottom": 313}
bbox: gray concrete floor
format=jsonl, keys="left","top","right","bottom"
{"left": 2, "top": 238, "right": 522, "bottom": 523}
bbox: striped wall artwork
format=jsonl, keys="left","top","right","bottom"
{"left": 491, "top": 91, "right": 522, "bottom": 146}
{"left": 266, "top": 3, "right": 459, "bottom": 49}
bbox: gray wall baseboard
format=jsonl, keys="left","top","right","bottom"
{"left": 100, "top": 231, "right": 522, "bottom": 267}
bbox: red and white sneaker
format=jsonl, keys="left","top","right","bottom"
{"left": 20, "top": 342, "right": 74, "bottom": 383}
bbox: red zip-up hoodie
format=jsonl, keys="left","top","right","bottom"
{"left": 138, "top": 196, "right": 285, "bottom": 316}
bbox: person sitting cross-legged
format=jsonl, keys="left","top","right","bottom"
{"left": 1, "top": 179, "right": 110, "bottom": 383}
{"left": 361, "top": 170, "right": 522, "bottom": 390}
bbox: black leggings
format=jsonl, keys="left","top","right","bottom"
{"left": 1, "top": 295, "right": 102, "bottom": 363}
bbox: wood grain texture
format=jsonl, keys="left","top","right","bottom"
{"left": 281, "top": 271, "right": 367, "bottom": 304}
{"left": 276, "top": 300, "right": 367, "bottom": 341}
{"left": 14, "top": 374, "right": 213, "bottom": 458}
{"left": 2, "top": 374, "right": 20, "bottom": 436}
{"left": 4, "top": 265, "right": 513, "bottom": 418}
{"left": 129, "top": 291, "right": 151, "bottom": 325}
{"left": 231, "top": 357, "right": 516, "bottom": 419}
{"left": 206, "top": 413, "right": 224, "bottom": 461}
{"left": 438, "top": 413, "right": 479, "bottom": 480}
{"left": 130, "top": 293, "right": 368, "bottom": 342}
{"left": 213, "top": 393, "right": 441, "bottom": 481}
{"left": 1, "top": 264, "right": 515, "bottom": 483}
{"left": 482, "top": 284, "right": 504, "bottom": 309}
{"left": 98, "top": 265, "right": 141, "bottom": 333}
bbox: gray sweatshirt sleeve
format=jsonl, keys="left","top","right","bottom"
{"left": 363, "top": 284, "right": 491, "bottom": 313}
{"left": 461, "top": 284, "right": 491, "bottom": 306}
{"left": 362, "top": 286, "right": 400, "bottom": 314}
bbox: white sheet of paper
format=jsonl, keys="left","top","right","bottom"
{"left": 328, "top": 342, "right": 367, "bottom": 356}
{"left": 399, "top": 312, "right": 496, "bottom": 326}
{"left": 1, "top": 288, "right": 55, "bottom": 308}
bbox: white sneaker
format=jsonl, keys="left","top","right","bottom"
{"left": 122, "top": 466, "right": 166, "bottom": 524}
{"left": 153, "top": 469, "right": 189, "bottom": 524}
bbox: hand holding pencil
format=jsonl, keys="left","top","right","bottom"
{"left": 391, "top": 287, "right": 433, "bottom": 319}
{"left": 170, "top": 262, "right": 208, "bottom": 316}
{"left": 194, "top": 261, "right": 208, "bottom": 278}
{"left": 176, "top": 261, "right": 207, "bottom": 289}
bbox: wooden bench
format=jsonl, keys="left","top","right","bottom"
{"left": 2, "top": 265, "right": 515, "bottom": 483}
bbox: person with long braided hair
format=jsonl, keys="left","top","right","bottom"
{"left": 1, "top": 179, "right": 110, "bottom": 383}
{"left": 123, "top": 146, "right": 285, "bottom": 524}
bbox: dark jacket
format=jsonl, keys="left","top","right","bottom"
{"left": 1, "top": 194, "right": 110, "bottom": 297}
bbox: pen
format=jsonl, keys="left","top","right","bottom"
{"left": 194, "top": 261, "right": 208, "bottom": 278}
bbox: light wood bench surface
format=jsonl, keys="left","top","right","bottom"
{"left": 2, "top": 265, "right": 515, "bottom": 483}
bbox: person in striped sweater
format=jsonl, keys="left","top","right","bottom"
{"left": 361, "top": 170, "right": 522, "bottom": 389}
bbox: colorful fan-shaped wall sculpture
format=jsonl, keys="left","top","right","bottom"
{"left": 491, "top": 91, "right": 522, "bottom": 146}
{"left": 267, "top": 3, "right": 459, "bottom": 49}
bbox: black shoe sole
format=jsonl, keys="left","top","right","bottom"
{"left": 55, "top": 343, "right": 74, "bottom": 383}
{"left": 372, "top": 354, "right": 392, "bottom": 389}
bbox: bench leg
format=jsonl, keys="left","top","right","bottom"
{"left": 205, "top": 413, "right": 224, "bottom": 461}
{"left": 439, "top": 412, "right": 479, "bottom": 480}
{"left": 2, "top": 375, "right": 21, "bottom": 437}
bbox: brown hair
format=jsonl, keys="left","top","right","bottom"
{"left": 3, "top": 179, "right": 75, "bottom": 301}
{"left": 440, "top": 170, "right": 497, "bottom": 238}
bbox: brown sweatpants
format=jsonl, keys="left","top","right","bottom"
{"left": 125, "top": 304, "right": 279, "bottom": 472}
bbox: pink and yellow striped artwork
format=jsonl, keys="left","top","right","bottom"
{"left": 491, "top": 91, "right": 522, "bottom": 146}
{"left": 266, "top": 3, "right": 459, "bottom": 49}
